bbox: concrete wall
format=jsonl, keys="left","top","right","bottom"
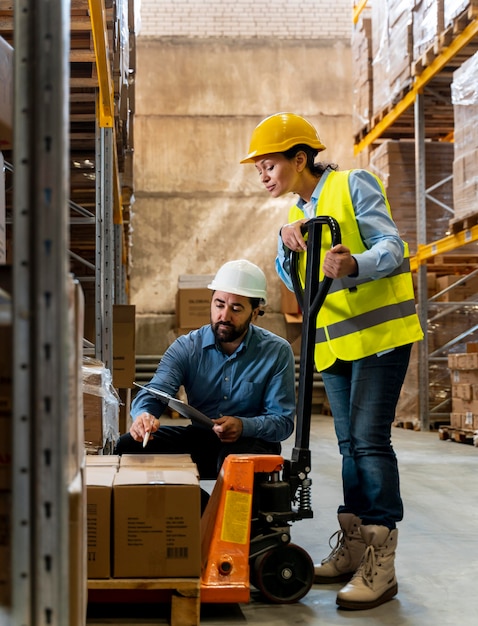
{"left": 132, "top": 2, "right": 357, "bottom": 354}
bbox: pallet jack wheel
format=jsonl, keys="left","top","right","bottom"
{"left": 253, "top": 543, "right": 314, "bottom": 604}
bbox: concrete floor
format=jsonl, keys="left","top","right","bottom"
{"left": 87, "top": 414, "right": 478, "bottom": 626}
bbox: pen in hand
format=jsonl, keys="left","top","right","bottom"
{"left": 142, "top": 415, "right": 154, "bottom": 448}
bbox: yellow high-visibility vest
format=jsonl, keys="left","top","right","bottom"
{"left": 288, "top": 170, "right": 424, "bottom": 371}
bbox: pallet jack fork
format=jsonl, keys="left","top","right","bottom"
{"left": 200, "top": 217, "right": 341, "bottom": 604}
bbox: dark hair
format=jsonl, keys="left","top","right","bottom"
{"left": 283, "top": 144, "right": 338, "bottom": 177}
{"left": 250, "top": 297, "right": 265, "bottom": 316}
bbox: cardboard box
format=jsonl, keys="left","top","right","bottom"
{"left": 67, "top": 276, "right": 85, "bottom": 484}
{"left": 86, "top": 454, "right": 120, "bottom": 468}
{"left": 281, "top": 282, "right": 300, "bottom": 315}
{"left": 284, "top": 313, "right": 303, "bottom": 356}
{"left": 436, "top": 275, "right": 478, "bottom": 302}
{"left": 86, "top": 465, "right": 117, "bottom": 579}
{"left": 83, "top": 361, "right": 120, "bottom": 451}
{"left": 451, "top": 396, "right": 478, "bottom": 414}
{"left": 450, "top": 368, "right": 478, "bottom": 385}
{"left": 113, "top": 305, "right": 136, "bottom": 389}
{"left": 113, "top": 467, "right": 201, "bottom": 578}
{"left": 176, "top": 288, "right": 211, "bottom": 329}
{"left": 451, "top": 412, "right": 478, "bottom": 430}
{"left": 120, "top": 453, "right": 198, "bottom": 475}
{"left": 448, "top": 352, "right": 478, "bottom": 370}
{"left": 69, "top": 470, "right": 87, "bottom": 626}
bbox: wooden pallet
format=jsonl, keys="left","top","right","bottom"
{"left": 438, "top": 426, "right": 477, "bottom": 444}
{"left": 88, "top": 577, "right": 201, "bottom": 626}
{"left": 413, "top": 1, "right": 478, "bottom": 75}
{"left": 449, "top": 211, "right": 478, "bottom": 234}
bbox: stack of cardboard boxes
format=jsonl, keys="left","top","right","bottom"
{"left": 86, "top": 454, "right": 201, "bottom": 581}
{"left": 448, "top": 345, "right": 478, "bottom": 432}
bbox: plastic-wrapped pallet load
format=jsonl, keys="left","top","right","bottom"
{"left": 412, "top": 0, "right": 445, "bottom": 59}
{"left": 444, "top": 0, "right": 473, "bottom": 26}
{"left": 451, "top": 50, "right": 478, "bottom": 220}
{"left": 371, "top": 0, "right": 414, "bottom": 117}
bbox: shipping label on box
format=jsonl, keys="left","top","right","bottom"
{"left": 113, "top": 468, "right": 201, "bottom": 578}
{"left": 86, "top": 466, "right": 117, "bottom": 579}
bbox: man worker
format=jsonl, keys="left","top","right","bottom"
{"left": 114, "top": 259, "right": 297, "bottom": 481}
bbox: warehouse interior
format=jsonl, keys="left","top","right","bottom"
{"left": 1, "top": 0, "right": 478, "bottom": 624}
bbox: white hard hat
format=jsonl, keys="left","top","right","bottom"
{"left": 208, "top": 259, "right": 267, "bottom": 305}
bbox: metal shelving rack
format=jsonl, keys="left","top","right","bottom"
{"left": 5, "top": 1, "right": 133, "bottom": 623}
{"left": 353, "top": 1, "right": 478, "bottom": 430}
{"left": 12, "top": 2, "right": 71, "bottom": 624}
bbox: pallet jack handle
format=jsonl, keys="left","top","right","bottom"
{"left": 289, "top": 216, "right": 341, "bottom": 474}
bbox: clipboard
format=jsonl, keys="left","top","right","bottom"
{"left": 133, "top": 382, "right": 214, "bottom": 429}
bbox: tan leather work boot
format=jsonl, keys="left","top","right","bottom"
{"left": 336, "top": 525, "right": 398, "bottom": 610}
{"left": 314, "top": 513, "right": 365, "bottom": 584}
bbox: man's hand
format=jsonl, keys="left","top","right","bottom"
{"left": 212, "top": 416, "right": 243, "bottom": 443}
{"left": 129, "top": 412, "right": 159, "bottom": 443}
{"left": 323, "top": 244, "right": 358, "bottom": 279}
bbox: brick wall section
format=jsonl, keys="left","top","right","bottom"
{"left": 138, "top": 0, "right": 352, "bottom": 40}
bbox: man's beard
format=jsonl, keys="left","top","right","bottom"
{"left": 212, "top": 312, "right": 253, "bottom": 345}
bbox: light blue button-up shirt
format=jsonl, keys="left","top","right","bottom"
{"left": 131, "top": 324, "right": 296, "bottom": 442}
{"left": 276, "top": 168, "right": 405, "bottom": 291}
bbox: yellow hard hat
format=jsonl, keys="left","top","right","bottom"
{"left": 240, "top": 112, "right": 326, "bottom": 163}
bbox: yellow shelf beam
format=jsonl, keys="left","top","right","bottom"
{"left": 411, "top": 225, "right": 478, "bottom": 271}
{"left": 88, "top": 0, "right": 114, "bottom": 128}
{"left": 353, "top": 1, "right": 368, "bottom": 24}
{"left": 354, "top": 18, "right": 478, "bottom": 155}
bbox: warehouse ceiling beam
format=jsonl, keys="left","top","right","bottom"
{"left": 87, "top": 0, "right": 114, "bottom": 127}
{"left": 354, "top": 18, "right": 478, "bottom": 155}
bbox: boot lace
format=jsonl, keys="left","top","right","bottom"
{"left": 351, "top": 545, "right": 375, "bottom": 588}
{"left": 322, "top": 529, "right": 345, "bottom": 564}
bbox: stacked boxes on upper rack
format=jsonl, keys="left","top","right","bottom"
{"left": 451, "top": 50, "right": 478, "bottom": 221}
{"left": 371, "top": 0, "right": 414, "bottom": 118}
{"left": 448, "top": 345, "right": 478, "bottom": 431}
{"left": 352, "top": 9, "right": 372, "bottom": 137}
{"left": 368, "top": 139, "right": 454, "bottom": 255}
{"left": 412, "top": 0, "right": 444, "bottom": 60}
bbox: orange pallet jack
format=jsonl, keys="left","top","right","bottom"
{"left": 200, "top": 216, "right": 341, "bottom": 605}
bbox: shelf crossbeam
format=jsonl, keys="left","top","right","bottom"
{"left": 410, "top": 224, "right": 478, "bottom": 271}
{"left": 354, "top": 18, "right": 478, "bottom": 155}
{"left": 353, "top": 0, "right": 368, "bottom": 24}
{"left": 87, "top": 0, "right": 114, "bottom": 128}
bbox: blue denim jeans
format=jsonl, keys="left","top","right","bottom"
{"left": 321, "top": 344, "right": 412, "bottom": 529}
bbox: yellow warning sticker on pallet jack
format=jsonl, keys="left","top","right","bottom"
{"left": 221, "top": 490, "right": 252, "bottom": 544}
